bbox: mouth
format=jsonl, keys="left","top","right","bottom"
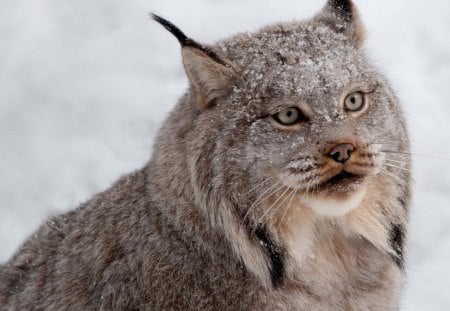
{"left": 318, "top": 171, "right": 365, "bottom": 195}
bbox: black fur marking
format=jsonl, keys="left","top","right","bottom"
{"left": 151, "top": 14, "right": 228, "bottom": 66}
{"left": 389, "top": 224, "right": 405, "bottom": 269}
{"left": 151, "top": 14, "right": 189, "bottom": 46}
{"left": 328, "top": 0, "right": 354, "bottom": 20}
{"left": 254, "top": 226, "right": 285, "bottom": 287}
{"left": 397, "top": 197, "right": 407, "bottom": 211}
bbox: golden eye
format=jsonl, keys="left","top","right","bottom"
{"left": 344, "top": 92, "right": 365, "bottom": 112}
{"left": 273, "top": 107, "right": 304, "bottom": 126}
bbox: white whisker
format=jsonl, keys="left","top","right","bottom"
{"left": 379, "top": 170, "right": 407, "bottom": 186}
{"left": 384, "top": 163, "right": 411, "bottom": 172}
{"left": 266, "top": 186, "right": 296, "bottom": 224}
{"left": 277, "top": 188, "right": 298, "bottom": 230}
{"left": 381, "top": 150, "right": 444, "bottom": 160}
{"left": 243, "top": 175, "right": 275, "bottom": 196}
{"left": 243, "top": 180, "right": 282, "bottom": 221}
{"left": 384, "top": 158, "right": 411, "bottom": 165}
{"left": 257, "top": 186, "right": 290, "bottom": 225}
{"left": 302, "top": 178, "right": 314, "bottom": 203}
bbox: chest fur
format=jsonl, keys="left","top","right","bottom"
{"left": 279, "top": 231, "right": 402, "bottom": 310}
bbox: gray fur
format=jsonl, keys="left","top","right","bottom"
{"left": 0, "top": 1, "right": 411, "bottom": 310}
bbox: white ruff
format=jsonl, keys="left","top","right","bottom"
{"left": 302, "top": 185, "right": 367, "bottom": 217}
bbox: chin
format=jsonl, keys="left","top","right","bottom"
{"left": 302, "top": 180, "right": 368, "bottom": 217}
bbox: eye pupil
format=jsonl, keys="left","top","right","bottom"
{"left": 344, "top": 92, "right": 365, "bottom": 112}
{"left": 272, "top": 107, "right": 306, "bottom": 126}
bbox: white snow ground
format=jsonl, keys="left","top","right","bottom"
{"left": 1, "top": 1, "right": 449, "bottom": 309}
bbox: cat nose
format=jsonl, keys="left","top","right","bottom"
{"left": 328, "top": 143, "right": 355, "bottom": 163}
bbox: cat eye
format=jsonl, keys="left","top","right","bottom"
{"left": 344, "top": 92, "right": 365, "bottom": 112}
{"left": 272, "top": 107, "right": 305, "bottom": 126}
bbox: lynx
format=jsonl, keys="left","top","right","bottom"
{"left": 0, "top": 0, "right": 411, "bottom": 310}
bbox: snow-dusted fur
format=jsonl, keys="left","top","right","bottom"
{"left": 0, "top": 1, "right": 411, "bottom": 310}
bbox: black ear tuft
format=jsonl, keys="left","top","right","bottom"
{"left": 151, "top": 13, "right": 235, "bottom": 109}
{"left": 317, "top": 0, "right": 365, "bottom": 47}
{"left": 151, "top": 13, "right": 228, "bottom": 66}
{"left": 327, "top": 0, "right": 354, "bottom": 21}
{"left": 151, "top": 13, "right": 190, "bottom": 46}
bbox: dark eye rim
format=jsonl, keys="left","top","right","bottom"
{"left": 271, "top": 107, "right": 308, "bottom": 126}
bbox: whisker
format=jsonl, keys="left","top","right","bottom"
{"left": 258, "top": 186, "right": 291, "bottom": 225}
{"left": 380, "top": 150, "right": 446, "bottom": 160}
{"left": 277, "top": 188, "right": 298, "bottom": 230}
{"left": 252, "top": 181, "right": 283, "bottom": 208}
{"left": 374, "top": 139, "right": 439, "bottom": 147}
{"left": 243, "top": 175, "right": 275, "bottom": 196}
{"left": 303, "top": 179, "right": 313, "bottom": 203}
{"left": 384, "top": 158, "right": 411, "bottom": 165}
{"left": 379, "top": 170, "right": 407, "bottom": 186}
{"left": 271, "top": 187, "right": 296, "bottom": 219}
{"left": 384, "top": 163, "right": 412, "bottom": 173}
{"left": 313, "top": 179, "right": 320, "bottom": 196}
{"left": 243, "top": 180, "right": 282, "bottom": 222}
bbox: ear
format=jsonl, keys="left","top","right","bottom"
{"left": 152, "top": 14, "right": 235, "bottom": 109}
{"left": 317, "top": 0, "right": 365, "bottom": 47}
{"left": 181, "top": 47, "right": 235, "bottom": 109}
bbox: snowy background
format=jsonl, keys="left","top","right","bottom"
{"left": 0, "top": 0, "right": 449, "bottom": 309}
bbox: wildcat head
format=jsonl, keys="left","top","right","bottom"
{"left": 153, "top": 0, "right": 410, "bottom": 285}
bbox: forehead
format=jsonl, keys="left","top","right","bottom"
{"left": 217, "top": 22, "right": 369, "bottom": 99}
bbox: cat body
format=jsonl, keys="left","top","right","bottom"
{"left": 0, "top": 1, "right": 411, "bottom": 310}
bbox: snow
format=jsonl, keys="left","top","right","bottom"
{"left": 0, "top": 1, "right": 449, "bottom": 309}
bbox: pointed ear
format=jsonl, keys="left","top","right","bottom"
{"left": 181, "top": 47, "right": 235, "bottom": 109}
{"left": 151, "top": 14, "right": 235, "bottom": 109}
{"left": 317, "top": 0, "right": 365, "bottom": 47}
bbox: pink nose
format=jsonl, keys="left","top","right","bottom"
{"left": 328, "top": 143, "right": 355, "bottom": 163}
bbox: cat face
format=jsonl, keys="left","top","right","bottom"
{"left": 198, "top": 23, "right": 407, "bottom": 220}
{"left": 153, "top": 0, "right": 409, "bottom": 225}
